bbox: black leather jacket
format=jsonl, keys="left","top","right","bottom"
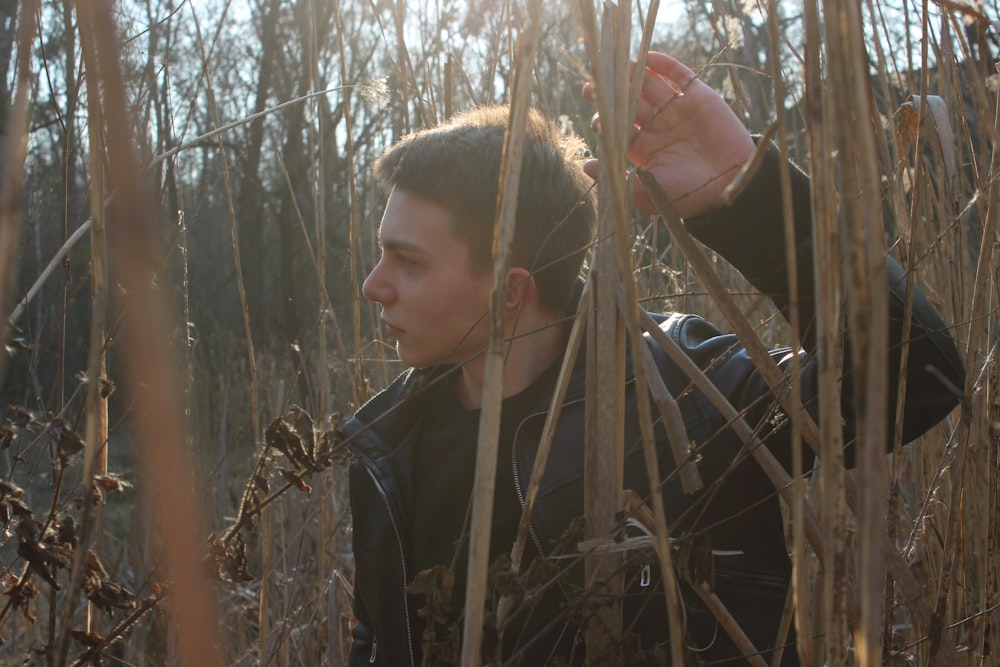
{"left": 345, "top": 148, "right": 964, "bottom": 665}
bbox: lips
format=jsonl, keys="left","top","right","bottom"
{"left": 381, "top": 318, "right": 402, "bottom": 338}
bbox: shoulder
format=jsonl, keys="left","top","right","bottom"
{"left": 648, "top": 311, "right": 730, "bottom": 351}
{"left": 345, "top": 366, "right": 454, "bottom": 456}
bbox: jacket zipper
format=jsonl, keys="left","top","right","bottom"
{"left": 364, "top": 466, "right": 416, "bottom": 667}
{"left": 510, "top": 396, "right": 585, "bottom": 557}
{"left": 510, "top": 377, "right": 637, "bottom": 557}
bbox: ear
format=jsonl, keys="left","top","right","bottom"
{"left": 505, "top": 267, "right": 536, "bottom": 312}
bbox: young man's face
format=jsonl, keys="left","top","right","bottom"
{"left": 363, "top": 189, "right": 493, "bottom": 369}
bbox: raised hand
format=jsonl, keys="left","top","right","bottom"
{"left": 584, "top": 51, "right": 755, "bottom": 218}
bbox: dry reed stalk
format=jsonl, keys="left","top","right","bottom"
{"left": 802, "top": 1, "right": 847, "bottom": 661}
{"left": 0, "top": 0, "right": 36, "bottom": 389}
{"left": 73, "top": 3, "right": 222, "bottom": 667}
{"left": 185, "top": 3, "right": 272, "bottom": 657}
{"left": 53, "top": 8, "right": 110, "bottom": 663}
{"left": 820, "top": 2, "right": 891, "bottom": 665}
{"left": 10, "top": 86, "right": 354, "bottom": 338}
{"left": 585, "top": 14, "right": 629, "bottom": 666}
{"left": 762, "top": 2, "right": 808, "bottom": 663}
{"left": 637, "top": 160, "right": 963, "bottom": 663}
{"left": 274, "top": 150, "right": 355, "bottom": 406}
{"left": 79, "top": 0, "right": 110, "bottom": 639}
{"left": 926, "top": 69, "right": 999, "bottom": 662}
{"left": 334, "top": 0, "right": 365, "bottom": 410}
{"left": 572, "top": 1, "right": 635, "bottom": 659}
{"left": 985, "top": 320, "right": 1000, "bottom": 661}
{"left": 504, "top": 282, "right": 589, "bottom": 588}
{"left": 309, "top": 0, "right": 332, "bottom": 428}
{"left": 635, "top": 300, "right": 834, "bottom": 647}
{"left": 647, "top": 92, "right": 963, "bottom": 657}
{"left": 603, "top": 4, "right": 702, "bottom": 662}
{"left": 460, "top": 2, "right": 545, "bottom": 663}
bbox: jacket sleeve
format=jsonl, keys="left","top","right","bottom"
{"left": 680, "top": 144, "right": 964, "bottom": 469}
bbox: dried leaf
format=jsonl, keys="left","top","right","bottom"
{"left": 6, "top": 496, "right": 32, "bottom": 519}
{"left": 86, "top": 551, "right": 110, "bottom": 579}
{"left": 86, "top": 580, "right": 136, "bottom": 616}
{"left": 8, "top": 406, "right": 34, "bottom": 428}
{"left": 55, "top": 515, "right": 78, "bottom": 548}
{"left": 0, "top": 422, "right": 14, "bottom": 450}
{"left": 207, "top": 533, "right": 254, "bottom": 583}
{"left": 289, "top": 405, "right": 316, "bottom": 458}
{"left": 93, "top": 473, "right": 133, "bottom": 494}
{"left": 265, "top": 415, "right": 308, "bottom": 466}
{"left": 895, "top": 100, "right": 919, "bottom": 161}
{"left": 47, "top": 417, "right": 85, "bottom": 457}
{"left": 71, "top": 629, "right": 105, "bottom": 647}
{"left": 280, "top": 469, "right": 312, "bottom": 495}
{"left": 0, "top": 479, "right": 24, "bottom": 499}
{"left": 896, "top": 94, "right": 957, "bottom": 185}
{"left": 407, "top": 565, "right": 456, "bottom": 626}
{"left": 319, "top": 423, "right": 348, "bottom": 465}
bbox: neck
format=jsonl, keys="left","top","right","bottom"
{"left": 454, "top": 315, "right": 566, "bottom": 409}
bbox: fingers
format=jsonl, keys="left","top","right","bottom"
{"left": 642, "top": 51, "right": 696, "bottom": 89}
{"left": 583, "top": 51, "right": 692, "bottom": 129}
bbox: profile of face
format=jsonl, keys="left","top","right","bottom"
{"left": 362, "top": 190, "right": 493, "bottom": 369}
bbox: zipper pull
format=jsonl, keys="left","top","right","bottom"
{"left": 369, "top": 637, "right": 377, "bottom": 663}
{"left": 640, "top": 563, "right": 652, "bottom": 588}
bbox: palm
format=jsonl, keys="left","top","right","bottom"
{"left": 590, "top": 52, "right": 755, "bottom": 219}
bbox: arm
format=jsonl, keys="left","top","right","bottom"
{"left": 587, "top": 51, "right": 964, "bottom": 461}
{"left": 685, "top": 146, "right": 964, "bottom": 460}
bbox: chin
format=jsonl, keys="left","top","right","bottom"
{"left": 395, "top": 347, "right": 426, "bottom": 369}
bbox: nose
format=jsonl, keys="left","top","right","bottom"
{"left": 362, "top": 259, "right": 395, "bottom": 305}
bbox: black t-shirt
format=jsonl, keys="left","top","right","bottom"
{"left": 410, "top": 364, "right": 559, "bottom": 611}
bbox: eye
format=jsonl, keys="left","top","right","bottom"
{"left": 395, "top": 253, "right": 418, "bottom": 270}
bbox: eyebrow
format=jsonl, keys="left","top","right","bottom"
{"left": 380, "top": 238, "right": 428, "bottom": 255}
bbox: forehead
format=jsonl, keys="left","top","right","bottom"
{"left": 378, "top": 189, "right": 472, "bottom": 255}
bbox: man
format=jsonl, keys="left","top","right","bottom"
{"left": 345, "top": 52, "right": 964, "bottom": 665}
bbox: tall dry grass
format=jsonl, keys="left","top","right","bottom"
{"left": 0, "top": 0, "right": 995, "bottom": 665}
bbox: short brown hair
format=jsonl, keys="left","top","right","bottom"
{"left": 374, "top": 106, "right": 596, "bottom": 315}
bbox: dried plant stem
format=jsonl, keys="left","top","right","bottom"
{"left": 637, "top": 164, "right": 960, "bottom": 662}
{"left": 334, "top": 0, "right": 365, "bottom": 409}
{"left": 80, "top": 0, "right": 110, "bottom": 639}
{"left": 502, "top": 283, "right": 589, "bottom": 604}
{"left": 0, "top": 0, "right": 37, "bottom": 386}
{"left": 927, "top": 58, "right": 1000, "bottom": 658}
{"left": 577, "top": 2, "right": 634, "bottom": 659}
{"left": 53, "top": 7, "right": 109, "bottom": 663}
{"left": 460, "top": 1, "right": 544, "bottom": 663}
{"left": 763, "top": 2, "right": 807, "bottom": 662}
{"left": 189, "top": 3, "right": 268, "bottom": 656}
{"left": 74, "top": 4, "right": 222, "bottom": 667}
{"left": 636, "top": 309, "right": 823, "bottom": 543}
{"left": 821, "top": 2, "right": 891, "bottom": 665}
{"left": 687, "top": 583, "right": 768, "bottom": 667}
{"left": 802, "top": 2, "right": 846, "bottom": 663}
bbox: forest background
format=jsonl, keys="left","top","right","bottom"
{"left": 0, "top": 0, "right": 996, "bottom": 665}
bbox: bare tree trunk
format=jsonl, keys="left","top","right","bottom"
{"left": 238, "top": 0, "right": 281, "bottom": 331}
